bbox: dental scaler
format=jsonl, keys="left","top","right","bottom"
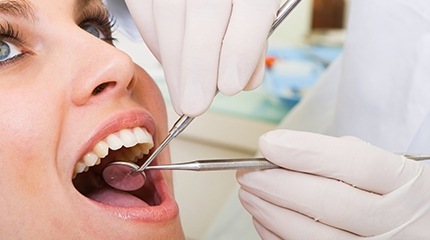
{"left": 102, "top": 0, "right": 303, "bottom": 192}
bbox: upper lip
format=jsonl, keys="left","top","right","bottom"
{"left": 70, "top": 109, "right": 179, "bottom": 222}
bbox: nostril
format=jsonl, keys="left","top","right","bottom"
{"left": 92, "top": 82, "right": 116, "bottom": 96}
{"left": 92, "top": 83, "right": 108, "bottom": 95}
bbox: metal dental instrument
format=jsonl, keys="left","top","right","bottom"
{"left": 103, "top": 158, "right": 278, "bottom": 191}
{"left": 102, "top": 153, "right": 430, "bottom": 192}
{"left": 102, "top": 0, "right": 303, "bottom": 191}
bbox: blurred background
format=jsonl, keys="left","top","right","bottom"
{"left": 114, "top": 0, "right": 347, "bottom": 239}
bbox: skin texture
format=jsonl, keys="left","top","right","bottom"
{"left": 0, "top": 0, "right": 184, "bottom": 238}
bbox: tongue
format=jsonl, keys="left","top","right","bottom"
{"left": 87, "top": 188, "right": 149, "bottom": 207}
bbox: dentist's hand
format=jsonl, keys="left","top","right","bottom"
{"left": 124, "top": 0, "right": 279, "bottom": 116}
{"left": 237, "top": 130, "right": 430, "bottom": 239}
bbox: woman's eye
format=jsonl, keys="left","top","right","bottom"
{"left": 83, "top": 24, "right": 106, "bottom": 39}
{"left": 0, "top": 40, "right": 22, "bottom": 63}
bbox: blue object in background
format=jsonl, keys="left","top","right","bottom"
{"left": 264, "top": 46, "right": 342, "bottom": 108}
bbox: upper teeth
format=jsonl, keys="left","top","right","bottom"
{"left": 73, "top": 127, "right": 154, "bottom": 178}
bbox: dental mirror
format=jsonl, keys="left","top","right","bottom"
{"left": 102, "top": 162, "right": 146, "bottom": 192}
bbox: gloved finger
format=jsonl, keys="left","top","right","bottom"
{"left": 153, "top": 0, "right": 186, "bottom": 114}
{"left": 238, "top": 169, "right": 385, "bottom": 236}
{"left": 218, "top": 0, "right": 279, "bottom": 95}
{"left": 179, "top": 0, "right": 232, "bottom": 117}
{"left": 252, "top": 219, "right": 283, "bottom": 240}
{"left": 124, "top": 0, "right": 161, "bottom": 61}
{"left": 239, "top": 164, "right": 430, "bottom": 237}
{"left": 243, "top": 49, "right": 267, "bottom": 91}
{"left": 239, "top": 188, "right": 359, "bottom": 239}
{"left": 259, "top": 130, "right": 420, "bottom": 194}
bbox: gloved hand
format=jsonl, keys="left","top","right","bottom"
{"left": 237, "top": 130, "right": 430, "bottom": 239}
{"left": 124, "top": 0, "right": 280, "bottom": 116}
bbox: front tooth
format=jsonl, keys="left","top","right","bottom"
{"left": 74, "top": 127, "right": 155, "bottom": 177}
{"left": 93, "top": 141, "right": 109, "bottom": 158}
{"left": 105, "top": 134, "right": 123, "bottom": 150}
{"left": 83, "top": 152, "right": 99, "bottom": 167}
{"left": 133, "top": 127, "right": 153, "bottom": 145}
{"left": 119, "top": 129, "right": 138, "bottom": 148}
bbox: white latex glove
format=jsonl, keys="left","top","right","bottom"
{"left": 124, "top": 0, "right": 279, "bottom": 116}
{"left": 237, "top": 130, "right": 430, "bottom": 239}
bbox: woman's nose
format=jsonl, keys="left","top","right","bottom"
{"left": 70, "top": 32, "right": 136, "bottom": 106}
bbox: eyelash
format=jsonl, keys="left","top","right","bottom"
{"left": 0, "top": 21, "right": 26, "bottom": 67}
{"left": 0, "top": 9, "right": 117, "bottom": 68}
{"left": 79, "top": 11, "right": 117, "bottom": 43}
{"left": 0, "top": 21, "right": 21, "bottom": 40}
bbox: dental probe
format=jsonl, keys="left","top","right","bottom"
{"left": 136, "top": 158, "right": 276, "bottom": 171}
{"left": 103, "top": 158, "right": 279, "bottom": 192}
{"left": 102, "top": 0, "right": 303, "bottom": 191}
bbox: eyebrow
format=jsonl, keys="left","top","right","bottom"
{"left": 0, "top": 0, "right": 36, "bottom": 20}
{"left": 74, "top": 0, "right": 103, "bottom": 16}
{"left": 0, "top": 0, "right": 103, "bottom": 21}
{"left": 75, "top": 0, "right": 90, "bottom": 13}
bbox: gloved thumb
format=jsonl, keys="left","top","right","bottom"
{"left": 258, "top": 130, "right": 422, "bottom": 195}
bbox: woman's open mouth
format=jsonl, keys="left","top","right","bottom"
{"left": 72, "top": 126, "right": 160, "bottom": 208}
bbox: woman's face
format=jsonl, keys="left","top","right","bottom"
{"left": 0, "top": 0, "right": 184, "bottom": 238}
